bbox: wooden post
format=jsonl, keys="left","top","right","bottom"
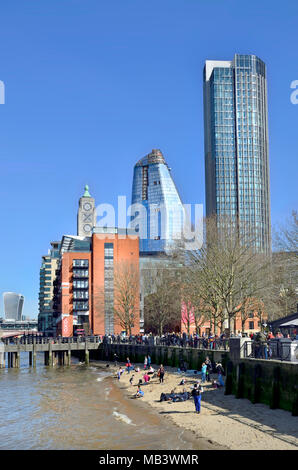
{"left": 33, "top": 338, "right": 36, "bottom": 368}
{"left": 12, "top": 352, "right": 16, "bottom": 368}
{"left": 29, "top": 351, "right": 32, "bottom": 367}
{"left": 0, "top": 352, "right": 5, "bottom": 369}
{"left": 49, "top": 342, "right": 53, "bottom": 367}
{"left": 85, "top": 339, "right": 89, "bottom": 365}
{"left": 68, "top": 344, "right": 71, "bottom": 366}
{"left": 16, "top": 351, "right": 20, "bottom": 368}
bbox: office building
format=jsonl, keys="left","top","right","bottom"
{"left": 38, "top": 241, "right": 61, "bottom": 334}
{"left": 3, "top": 292, "right": 24, "bottom": 321}
{"left": 203, "top": 54, "right": 271, "bottom": 253}
{"left": 131, "top": 149, "right": 185, "bottom": 254}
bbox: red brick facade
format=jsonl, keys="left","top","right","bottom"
{"left": 56, "top": 233, "right": 140, "bottom": 336}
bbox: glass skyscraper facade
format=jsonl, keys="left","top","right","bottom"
{"left": 203, "top": 54, "right": 271, "bottom": 253}
{"left": 131, "top": 149, "right": 185, "bottom": 254}
{"left": 3, "top": 292, "right": 24, "bottom": 321}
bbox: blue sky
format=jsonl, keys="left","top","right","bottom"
{"left": 0, "top": 0, "right": 297, "bottom": 318}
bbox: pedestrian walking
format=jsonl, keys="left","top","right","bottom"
{"left": 215, "top": 362, "right": 225, "bottom": 387}
{"left": 191, "top": 384, "right": 202, "bottom": 414}
{"left": 158, "top": 364, "right": 165, "bottom": 383}
{"left": 113, "top": 353, "right": 119, "bottom": 366}
{"left": 144, "top": 355, "right": 148, "bottom": 369}
{"left": 205, "top": 356, "right": 212, "bottom": 382}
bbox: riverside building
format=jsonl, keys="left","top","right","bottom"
{"left": 203, "top": 54, "right": 271, "bottom": 253}
{"left": 54, "top": 229, "right": 140, "bottom": 337}
{"left": 40, "top": 186, "right": 140, "bottom": 337}
{"left": 38, "top": 241, "right": 60, "bottom": 335}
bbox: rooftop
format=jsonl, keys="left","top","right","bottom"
{"left": 135, "top": 149, "right": 167, "bottom": 167}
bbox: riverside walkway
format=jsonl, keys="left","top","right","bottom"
{"left": 0, "top": 336, "right": 101, "bottom": 368}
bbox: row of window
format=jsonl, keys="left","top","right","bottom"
{"left": 73, "top": 259, "right": 89, "bottom": 267}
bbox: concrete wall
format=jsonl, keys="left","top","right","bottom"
{"left": 97, "top": 342, "right": 228, "bottom": 371}
{"left": 225, "top": 357, "right": 298, "bottom": 416}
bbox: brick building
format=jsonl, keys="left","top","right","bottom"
{"left": 54, "top": 228, "right": 140, "bottom": 337}
{"left": 180, "top": 300, "right": 265, "bottom": 336}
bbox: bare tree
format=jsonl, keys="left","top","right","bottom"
{"left": 267, "top": 211, "right": 298, "bottom": 319}
{"left": 143, "top": 262, "right": 182, "bottom": 335}
{"left": 181, "top": 301, "right": 196, "bottom": 335}
{"left": 180, "top": 216, "right": 272, "bottom": 334}
{"left": 274, "top": 210, "right": 298, "bottom": 255}
{"left": 113, "top": 260, "right": 140, "bottom": 336}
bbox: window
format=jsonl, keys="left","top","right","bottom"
{"left": 73, "top": 259, "right": 89, "bottom": 267}
{"left": 249, "top": 321, "right": 254, "bottom": 330}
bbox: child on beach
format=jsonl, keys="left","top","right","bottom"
{"left": 135, "top": 385, "right": 144, "bottom": 398}
{"left": 117, "top": 367, "right": 124, "bottom": 380}
{"left": 143, "top": 372, "right": 150, "bottom": 384}
{"left": 129, "top": 375, "right": 135, "bottom": 385}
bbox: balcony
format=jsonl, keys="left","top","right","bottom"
{"left": 73, "top": 310, "right": 89, "bottom": 316}
{"left": 73, "top": 301, "right": 89, "bottom": 311}
{"left": 73, "top": 280, "right": 89, "bottom": 289}
{"left": 73, "top": 259, "right": 89, "bottom": 268}
{"left": 72, "top": 269, "right": 89, "bottom": 279}
{"left": 73, "top": 292, "right": 89, "bottom": 300}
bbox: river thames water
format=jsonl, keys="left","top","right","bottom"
{"left": 0, "top": 353, "right": 203, "bottom": 450}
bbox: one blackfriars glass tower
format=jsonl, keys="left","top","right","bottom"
{"left": 131, "top": 149, "right": 185, "bottom": 254}
{"left": 203, "top": 54, "right": 271, "bottom": 253}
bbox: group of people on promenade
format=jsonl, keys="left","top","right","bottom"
{"left": 114, "top": 354, "right": 225, "bottom": 414}
{"left": 104, "top": 332, "right": 230, "bottom": 350}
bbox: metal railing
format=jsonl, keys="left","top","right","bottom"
{"left": 1, "top": 335, "right": 101, "bottom": 346}
{"left": 243, "top": 339, "right": 293, "bottom": 361}
{"left": 102, "top": 335, "right": 230, "bottom": 350}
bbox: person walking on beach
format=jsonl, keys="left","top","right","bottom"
{"left": 126, "top": 358, "right": 132, "bottom": 374}
{"left": 191, "top": 384, "right": 202, "bottom": 414}
{"left": 201, "top": 362, "right": 207, "bottom": 383}
{"left": 205, "top": 356, "right": 212, "bottom": 382}
{"left": 144, "top": 355, "right": 148, "bottom": 369}
{"left": 158, "top": 364, "right": 165, "bottom": 383}
{"left": 147, "top": 355, "right": 151, "bottom": 367}
{"left": 216, "top": 362, "right": 225, "bottom": 387}
{"left": 117, "top": 367, "right": 123, "bottom": 380}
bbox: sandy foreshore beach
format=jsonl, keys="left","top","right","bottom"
{"left": 108, "top": 361, "right": 298, "bottom": 450}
